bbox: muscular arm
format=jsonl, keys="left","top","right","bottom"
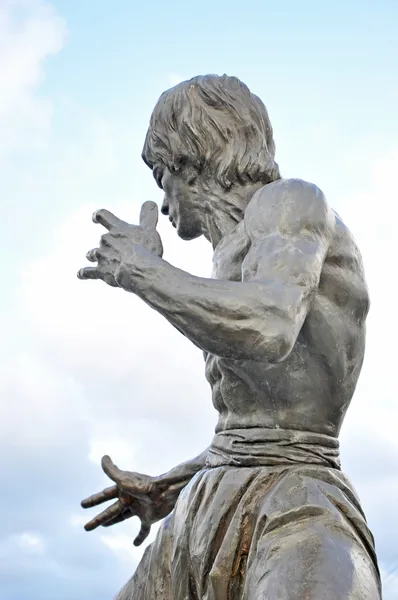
{"left": 117, "top": 179, "right": 335, "bottom": 362}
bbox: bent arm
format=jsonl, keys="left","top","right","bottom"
{"left": 117, "top": 179, "right": 334, "bottom": 362}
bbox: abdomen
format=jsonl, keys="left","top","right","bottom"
{"left": 210, "top": 214, "right": 369, "bottom": 438}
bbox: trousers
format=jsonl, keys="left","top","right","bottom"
{"left": 116, "top": 429, "right": 381, "bottom": 600}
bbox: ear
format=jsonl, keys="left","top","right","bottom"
{"left": 186, "top": 168, "right": 198, "bottom": 185}
{"left": 173, "top": 162, "right": 198, "bottom": 186}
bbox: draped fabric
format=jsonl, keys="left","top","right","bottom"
{"left": 206, "top": 427, "right": 341, "bottom": 470}
{"left": 116, "top": 429, "right": 381, "bottom": 600}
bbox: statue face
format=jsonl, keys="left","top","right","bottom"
{"left": 159, "top": 167, "right": 204, "bottom": 241}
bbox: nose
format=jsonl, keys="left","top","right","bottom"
{"left": 161, "top": 196, "right": 169, "bottom": 216}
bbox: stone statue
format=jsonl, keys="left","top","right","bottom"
{"left": 78, "top": 75, "right": 381, "bottom": 599}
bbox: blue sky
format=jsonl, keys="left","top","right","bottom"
{"left": 1, "top": 0, "right": 397, "bottom": 598}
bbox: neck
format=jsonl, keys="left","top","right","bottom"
{"left": 203, "top": 182, "right": 263, "bottom": 249}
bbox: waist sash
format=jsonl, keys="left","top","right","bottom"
{"left": 206, "top": 427, "right": 341, "bottom": 470}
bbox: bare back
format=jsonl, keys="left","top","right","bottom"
{"left": 205, "top": 182, "right": 369, "bottom": 437}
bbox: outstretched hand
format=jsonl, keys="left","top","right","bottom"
{"left": 77, "top": 201, "right": 163, "bottom": 287}
{"left": 81, "top": 456, "right": 170, "bottom": 547}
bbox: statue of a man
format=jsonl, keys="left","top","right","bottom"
{"left": 78, "top": 75, "right": 381, "bottom": 599}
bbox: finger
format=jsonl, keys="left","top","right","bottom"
{"left": 101, "top": 512, "right": 128, "bottom": 528}
{"left": 86, "top": 248, "right": 99, "bottom": 263}
{"left": 139, "top": 201, "right": 159, "bottom": 231}
{"left": 100, "top": 233, "right": 113, "bottom": 247}
{"left": 134, "top": 523, "right": 151, "bottom": 546}
{"left": 81, "top": 485, "right": 118, "bottom": 509}
{"left": 101, "top": 455, "right": 127, "bottom": 486}
{"left": 102, "top": 507, "right": 137, "bottom": 528}
{"left": 77, "top": 267, "right": 100, "bottom": 280}
{"left": 92, "top": 209, "right": 127, "bottom": 231}
{"left": 104, "top": 274, "right": 119, "bottom": 287}
{"left": 84, "top": 500, "right": 122, "bottom": 531}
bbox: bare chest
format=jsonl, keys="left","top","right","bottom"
{"left": 211, "top": 222, "right": 250, "bottom": 281}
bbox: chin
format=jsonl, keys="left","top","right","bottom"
{"left": 176, "top": 223, "right": 202, "bottom": 241}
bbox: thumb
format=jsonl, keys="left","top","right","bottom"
{"left": 139, "top": 201, "right": 159, "bottom": 231}
{"left": 101, "top": 455, "right": 126, "bottom": 486}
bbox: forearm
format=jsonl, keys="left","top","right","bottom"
{"left": 154, "top": 448, "right": 208, "bottom": 503}
{"left": 116, "top": 252, "right": 290, "bottom": 361}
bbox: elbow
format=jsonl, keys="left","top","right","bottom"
{"left": 252, "top": 319, "right": 297, "bottom": 363}
{"left": 260, "top": 330, "right": 295, "bottom": 364}
{"left": 209, "top": 317, "right": 298, "bottom": 363}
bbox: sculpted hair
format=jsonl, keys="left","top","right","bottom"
{"left": 142, "top": 74, "right": 281, "bottom": 189}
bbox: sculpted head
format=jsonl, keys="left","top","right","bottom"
{"left": 142, "top": 74, "right": 281, "bottom": 240}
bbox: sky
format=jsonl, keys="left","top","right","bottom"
{"left": 0, "top": 0, "right": 397, "bottom": 598}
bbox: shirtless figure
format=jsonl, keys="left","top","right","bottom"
{"left": 78, "top": 75, "right": 381, "bottom": 599}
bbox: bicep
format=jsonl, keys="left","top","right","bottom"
{"left": 242, "top": 180, "right": 334, "bottom": 324}
{"left": 242, "top": 232, "right": 328, "bottom": 289}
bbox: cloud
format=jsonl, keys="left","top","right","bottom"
{"left": 14, "top": 198, "right": 216, "bottom": 461}
{"left": 0, "top": 3, "right": 129, "bottom": 598}
{"left": 4, "top": 152, "right": 397, "bottom": 597}
{"left": 380, "top": 565, "right": 398, "bottom": 600}
{"left": 167, "top": 72, "right": 185, "bottom": 87}
{"left": 0, "top": 7, "right": 213, "bottom": 592}
{"left": 0, "top": 0, "right": 67, "bottom": 157}
{"left": 0, "top": 3, "right": 396, "bottom": 595}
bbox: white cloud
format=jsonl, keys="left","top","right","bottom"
{"left": 69, "top": 514, "right": 88, "bottom": 528}
{"left": 100, "top": 523, "right": 161, "bottom": 567}
{"left": 0, "top": 350, "right": 88, "bottom": 447}
{"left": 18, "top": 533, "right": 46, "bottom": 554}
{"left": 167, "top": 72, "right": 184, "bottom": 87}
{"left": 0, "top": 0, "right": 67, "bottom": 156}
{"left": 2, "top": 131, "right": 397, "bottom": 594}
{"left": 88, "top": 434, "right": 136, "bottom": 467}
{"left": 0, "top": 4, "right": 396, "bottom": 591}
{"left": 101, "top": 532, "right": 147, "bottom": 563}
{"left": 12, "top": 198, "right": 215, "bottom": 464}
{"left": 5, "top": 150, "right": 397, "bottom": 591}
{"left": 380, "top": 564, "right": 398, "bottom": 600}
{"left": 337, "top": 150, "right": 398, "bottom": 448}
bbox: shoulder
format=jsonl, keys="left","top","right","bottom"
{"left": 244, "top": 178, "right": 335, "bottom": 240}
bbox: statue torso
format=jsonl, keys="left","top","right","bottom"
{"left": 205, "top": 206, "right": 369, "bottom": 438}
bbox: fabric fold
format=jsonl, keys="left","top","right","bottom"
{"left": 206, "top": 427, "right": 341, "bottom": 469}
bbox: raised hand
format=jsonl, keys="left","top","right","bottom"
{"left": 81, "top": 456, "right": 173, "bottom": 546}
{"left": 77, "top": 201, "right": 163, "bottom": 287}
